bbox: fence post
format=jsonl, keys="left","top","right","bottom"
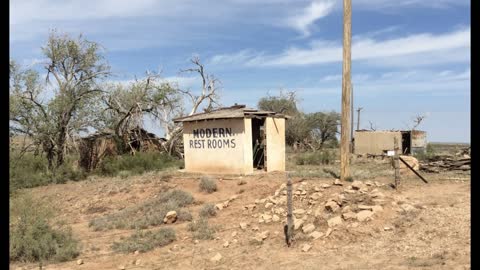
{"left": 285, "top": 172, "right": 294, "bottom": 246}
{"left": 394, "top": 137, "right": 401, "bottom": 189}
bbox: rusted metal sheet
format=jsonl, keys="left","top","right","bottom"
{"left": 411, "top": 130, "right": 427, "bottom": 148}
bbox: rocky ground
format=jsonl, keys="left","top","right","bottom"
{"left": 11, "top": 170, "right": 470, "bottom": 270}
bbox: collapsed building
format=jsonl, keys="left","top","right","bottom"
{"left": 173, "top": 104, "right": 289, "bottom": 174}
{"left": 354, "top": 130, "right": 427, "bottom": 155}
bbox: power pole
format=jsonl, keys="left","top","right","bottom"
{"left": 340, "top": 0, "right": 352, "bottom": 181}
{"left": 356, "top": 107, "right": 363, "bottom": 131}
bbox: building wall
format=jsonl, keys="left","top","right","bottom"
{"left": 182, "top": 119, "right": 253, "bottom": 174}
{"left": 265, "top": 117, "right": 286, "bottom": 172}
{"left": 354, "top": 131, "right": 402, "bottom": 155}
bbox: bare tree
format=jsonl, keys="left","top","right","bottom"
{"left": 180, "top": 56, "right": 221, "bottom": 115}
{"left": 412, "top": 114, "right": 427, "bottom": 130}
{"left": 99, "top": 72, "right": 180, "bottom": 153}
{"left": 159, "top": 56, "right": 222, "bottom": 156}
{"left": 368, "top": 121, "right": 377, "bottom": 131}
{"left": 10, "top": 32, "right": 110, "bottom": 169}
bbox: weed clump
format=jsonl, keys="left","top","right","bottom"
{"left": 199, "top": 204, "right": 217, "bottom": 218}
{"left": 187, "top": 218, "right": 216, "bottom": 240}
{"left": 199, "top": 176, "right": 217, "bottom": 193}
{"left": 112, "top": 228, "right": 176, "bottom": 253}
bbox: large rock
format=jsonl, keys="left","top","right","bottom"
{"left": 302, "top": 223, "right": 316, "bottom": 234}
{"left": 294, "top": 218, "right": 304, "bottom": 230}
{"left": 327, "top": 216, "right": 343, "bottom": 227}
{"left": 163, "top": 211, "right": 177, "bottom": 224}
{"left": 302, "top": 244, "right": 312, "bottom": 252}
{"left": 309, "top": 231, "right": 324, "bottom": 240}
{"left": 356, "top": 210, "right": 374, "bottom": 222}
{"left": 351, "top": 181, "right": 364, "bottom": 190}
{"left": 211, "top": 253, "right": 222, "bottom": 263}
{"left": 398, "top": 155, "right": 420, "bottom": 174}
{"left": 342, "top": 212, "right": 357, "bottom": 220}
{"left": 325, "top": 201, "right": 340, "bottom": 212}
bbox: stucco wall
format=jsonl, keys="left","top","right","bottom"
{"left": 354, "top": 131, "right": 402, "bottom": 155}
{"left": 265, "top": 117, "right": 285, "bottom": 172}
{"left": 182, "top": 119, "right": 253, "bottom": 174}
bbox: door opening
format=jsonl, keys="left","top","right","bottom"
{"left": 401, "top": 132, "right": 411, "bottom": 155}
{"left": 252, "top": 118, "right": 266, "bottom": 170}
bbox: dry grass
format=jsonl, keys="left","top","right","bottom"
{"left": 199, "top": 204, "right": 217, "bottom": 218}
{"left": 199, "top": 176, "right": 217, "bottom": 193}
{"left": 112, "top": 228, "right": 176, "bottom": 253}
{"left": 89, "top": 189, "right": 194, "bottom": 231}
{"left": 187, "top": 218, "right": 217, "bottom": 240}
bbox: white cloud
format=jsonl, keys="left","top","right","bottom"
{"left": 211, "top": 27, "right": 470, "bottom": 67}
{"left": 286, "top": 0, "right": 335, "bottom": 37}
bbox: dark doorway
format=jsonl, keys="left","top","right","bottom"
{"left": 252, "top": 118, "right": 266, "bottom": 170}
{"left": 401, "top": 131, "right": 411, "bottom": 155}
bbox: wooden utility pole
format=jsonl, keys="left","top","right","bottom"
{"left": 356, "top": 107, "right": 363, "bottom": 131}
{"left": 340, "top": 0, "right": 352, "bottom": 181}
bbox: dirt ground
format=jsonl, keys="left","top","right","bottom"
{"left": 11, "top": 167, "right": 470, "bottom": 270}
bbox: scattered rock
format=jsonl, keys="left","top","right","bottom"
{"left": 252, "top": 225, "right": 260, "bottom": 231}
{"left": 333, "top": 179, "right": 343, "bottom": 185}
{"left": 134, "top": 259, "right": 141, "bottom": 266}
{"left": 384, "top": 226, "right": 393, "bottom": 231}
{"left": 302, "top": 244, "right": 312, "bottom": 252}
{"left": 320, "top": 184, "right": 331, "bottom": 189}
{"left": 215, "top": 203, "right": 224, "bottom": 210}
{"left": 231, "top": 231, "right": 237, "bottom": 237}
{"left": 293, "top": 209, "right": 306, "bottom": 215}
{"left": 400, "top": 204, "right": 416, "bottom": 212}
{"left": 327, "top": 216, "right": 343, "bottom": 227}
{"left": 309, "top": 192, "right": 322, "bottom": 200}
{"left": 325, "top": 228, "right": 333, "bottom": 237}
{"left": 163, "top": 211, "right": 177, "bottom": 224}
{"left": 239, "top": 222, "right": 248, "bottom": 230}
{"left": 372, "top": 205, "right": 384, "bottom": 214}
{"left": 358, "top": 205, "right": 374, "bottom": 210}
{"left": 309, "top": 231, "right": 324, "bottom": 240}
{"left": 223, "top": 241, "right": 230, "bottom": 248}
{"left": 260, "top": 231, "right": 269, "bottom": 240}
{"left": 294, "top": 218, "right": 304, "bottom": 230}
{"left": 351, "top": 222, "right": 359, "bottom": 228}
{"left": 371, "top": 191, "right": 385, "bottom": 198}
{"left": 302, "top": 223, "right": 316, "bottom": 234}
{"left": 344, "top": 189, "right": 356, "bottom": 194}
{"left": 314, "top": 186, "right": 321, "bottom": 192}
{"left": 356, "top": 210, "right": 374, "bottom": 222}
{"left": 272, "top": 214, "right": 280, "bottom": 222}
{"left": 263, "top": 214, "right": 273, "bottom": 223}
{"left": 211, "top": 253, "right": 223, "bottom": 263}
{"left": 342, "top": 205, "right": 352, "bottom": 213}
{"left": 265, "top": 202, "right": 273, "bottom": 209}
{"left": 77, "top": 259, "right": 84, "bottom": 265}
{"left": 118, "top": 265, "right": 126, "bottom": 270}
{"left": 134, "top": 250, "right": 140, "bottom": 255}
{"left": 325, "top": 201, "right": 340, "bottom": 212}
{"left": 194, "top": 240, "right": 199, "bottom": 244}
{"left": 229, "top": 195, "right": 238, "bottom": 201}
{"left": 365, "top": 181, "right": 374, "bottom": 186}
{"left": 222, "top": 201, "right": 229, "bottom": 208}
{"left": 351, "top": 181, "right": 364, "bottom": 190}
{"left": 342, "top": 212, "right": 357, "bottom": 220}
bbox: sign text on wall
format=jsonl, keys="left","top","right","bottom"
{"left": 189, "top": 128, "right": 236, "bottom": 149}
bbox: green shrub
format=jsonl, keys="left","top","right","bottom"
{"left": 96, "top": 152, "right": 182, "bottom": 177}
{"left": 112, "top": 228, "right": 176, "bottom": 253}
{"left": 187, "top": 218, "right": 216, "bottom": 240}
{"left": 199, "top": 204, "right": 217, "bottom": 218}
{"left": 9, "top": 152, "right": 86, "bottom": 192}
{"left": 177, "top": 209, "right": 193, "bottom": 222}
{"left": 296, "top": 150, "right": 334, "bottom": 165}
{"left": 199, "top": 177, "right": 217, "bottom": 193}
{"left": 89, "top": 189, "right": 194, "bottom": 231}
{"left": 10, "top": 195, "right": 80, "bottom": 262}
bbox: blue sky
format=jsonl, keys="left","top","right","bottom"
{"left": 10, "top": 0, "right": 470, "bottom": 143}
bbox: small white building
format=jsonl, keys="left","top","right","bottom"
{"left": 173, "top": 105, "right": 289, "bottom": 174}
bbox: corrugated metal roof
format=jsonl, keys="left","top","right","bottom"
{"left": 173, "top": 104, "right": 289, "bottom": 122}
